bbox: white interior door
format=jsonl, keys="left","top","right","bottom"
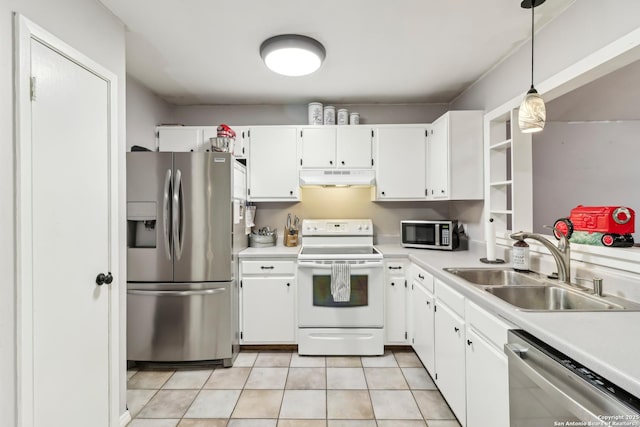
{"left": 16, "top": 16, "right": 118, "bottom": 427}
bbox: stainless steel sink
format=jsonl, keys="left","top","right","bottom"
{"left": 485, "top": 286, "right": 624, "bottom": 311}
{"left": 443, "top": 268, "right": 545, "bottom": 286}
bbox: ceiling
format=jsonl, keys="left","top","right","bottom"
{"left": 99, "top": 0, "right": 575, "bottom": 106}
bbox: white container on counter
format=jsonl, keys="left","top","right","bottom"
{"left": 308, "top": 102, "right": 323, "bottom": 125}
{"left": 337, "top": 109, "right": 349, "bottom": 125}
{"left": 324, "top": 105, "right": 335, "bottom": 125}
{"left": 350, "top": 112, "right": 360, "bottom": 125}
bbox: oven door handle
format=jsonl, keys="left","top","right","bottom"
{"left": 297, "top": 261, "right": 384, "bottom": 269}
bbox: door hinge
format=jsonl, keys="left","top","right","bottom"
{"left": 247, "top": 188, "right": 251, "bottom": 196}
{"left": 412, "top": 338, "right": 415, "bottom": 344}
{"left": 435, "top": 373, "right": 438, "bottom": 380}
{"left": 371, "top": 129, "right": 374, "bottom": 138}
{"left": 434, "top": 305, "right": 437, "bottom": 312}
{"left": 404, "top": 331, "right": 408, "bottom": 340}
{"left": 404, "top": 280, "right": 407, "bottom": 288}
{"left": 425, "top": 188, "right": 428, "bottom": 196}
{"left": 248, "top": 130, "right": 251, "bottom": 137}
{"left": 371, "top": 158, "right": 374, "bottom": 166}
{"left": 300, "top": 130, "right": 303, "bottom": 138}
{"left": 425, "top": 129, "right": 428, "bottom": 137}
{"left": 300, "top": 159, "right": 303, "bottom": 166}
{"left": 155, "top": 131, "right": 160, "bottom": 139}
{"left": 411, "top": 284, "right": 414, "bottom": 290}
{"left": 240, "top": 280, "right": 243, "bottom": 288}
{"left": 30, "top": 77, "right": 36, "bottom": 101}
{"left": 240, "top": 331, "right": 243, "bottom": 339}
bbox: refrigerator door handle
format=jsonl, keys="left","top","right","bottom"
{"left": 163, "top": 168, "right": 172, "bottom": 260}
{"left": 172, "top": 168, "right": 183, "bottom": 260}
{"left": 128, "top": 288, "right": 226, "bottom": 297}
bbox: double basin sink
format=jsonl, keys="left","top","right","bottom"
{"left": 443, "top": 268, "right": 640, "bottom": 311}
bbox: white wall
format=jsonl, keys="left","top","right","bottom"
{"left": 451, "top": 0, "right": 640, "bottom": 112}
{"left": 253, "top": 188, "right": 451, "bottom": 243}
{"left": 0, "top": 1, "right": 127, "bottom": 425}
{"left": 169, "top": 103, "right": 449, "bottom": 126}
{"left": 127, "top": 75, "right": 172, "bottom": 150}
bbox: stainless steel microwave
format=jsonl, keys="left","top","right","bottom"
{"left": 401, "top": 220, "right": 464, "bottom": 250}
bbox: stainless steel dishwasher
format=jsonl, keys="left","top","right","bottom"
{"left": 506, "top": 330, "right": 640, "bottom": 427}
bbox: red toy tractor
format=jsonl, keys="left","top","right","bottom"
{"left": 553, "top": 205, "right": 635, "bottom": 247}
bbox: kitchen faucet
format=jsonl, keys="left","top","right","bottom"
{"left": 509, "top": 227, "right": 571, "bottom": 284}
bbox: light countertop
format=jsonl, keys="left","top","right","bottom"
{"left": 238, "top": 241, "right": 640, "bottom": 397}
{"left": 376, "top": 243, "right": 640, "bottom": 399}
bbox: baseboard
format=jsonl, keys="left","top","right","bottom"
{"left": 119, "top": 410, "right": 131, "bottom": 426}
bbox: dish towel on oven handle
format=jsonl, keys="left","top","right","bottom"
{"left": 331, "top": 262, "right": 351, "bottom": 302}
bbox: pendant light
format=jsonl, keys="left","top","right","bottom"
{"left": 260, "top": 34, "right": 326, "bottom": 77}
{"left": 518, "top": 0, "right": 546, "bottom": 133}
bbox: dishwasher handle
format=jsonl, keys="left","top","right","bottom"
{"left": 505, "top": 343, "right": 631, "bottom": 423}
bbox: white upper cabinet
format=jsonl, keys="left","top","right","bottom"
{"left": 157, "top": 127, "right": 202, "bottom": 152}
{"left": 427, "top": 111, "right": 484, "bottom": 200}
{"left": 300, "top": 126, "right": 373, "bottom": 169}
{"left": 247, "top": 126, "right": 299, "bottom": 201}
{"left": 300, "top": 127, "right": 336, "bottom": 168}
{"left": 374, "top": 126, "right": 428, "bottom": 200}
{"left": 336, "top": 127, "right": 373, "bottom": 168}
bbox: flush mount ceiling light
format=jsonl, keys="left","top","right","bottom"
{"left": 260, "top": 34, "right": 326, "bottom": 77}
{"left": 518, "top": 0, "right": 546, "bottom": 133}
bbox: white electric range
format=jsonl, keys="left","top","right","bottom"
{"left": 297, "top": 219, "right": 384, "bottom": 356}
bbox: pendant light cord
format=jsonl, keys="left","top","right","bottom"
{"left": 530, "top": 2, "right": 535, "bottom": 88}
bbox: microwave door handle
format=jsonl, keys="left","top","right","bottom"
{"left": 435, "top": 224, "right": 440, "bottom": 247}
{"left": 162, "top": 168, "right": 172, "bottom": 260}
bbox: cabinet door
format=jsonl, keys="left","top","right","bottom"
{"left": 428, "top": 115, "right": 449, "bottom": 199}
{"left": 434, "top": 301, "right": 466, "bottom": 426}
{"left": 385, "top": 278, "right": 407, "bottom": 344}
{"left": 248, "top": 127, "right": 299, "bottom": 200}
{"left": 411, "top": 282, "right": 435, "bottom": 375}
{"left": 301, "top": 127, "right": 336, "bottom": 168}
{"left": 376, "top": 127, "right": 427, "bottom": 199}
{"left": 158, "top": 127, "right": 201, "bottom": 152}
{"left": 241, "top": 277, "right": 295, "bottom": 343}
{"left": 337, "top": 127, "right": 373, "bottom": 168}
{"left": 466, "top": 328, "right": 509, "bottom": 427}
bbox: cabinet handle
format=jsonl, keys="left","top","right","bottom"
{"left": 260, "top": 266, "right": 275, "bottom": 270}
{"left": 391, "top": 282, "right": 395, "bottom": 286}
{"left": 381, "top": 191, "right": 385, "bottom": 196}
{"left": 454, "top": 327, "right": 460, "bottom": 333}
{"left": 467, "top": 339, "right": 473, "bottom": 346}
{"left": 441, "top": 189, "right": 445, "bottom": 194}
{"left": 341, "top": 161, "right": 345, "bottom": 165}
{"left": 329, "top": 160, "right": 333, "bottom": 165}
{"left": 426, "top": 301, "right": 431, "bottom": 306}
{"left": 286, "top": 282, "right": 290, "bottom": 287}
{"left": 289, "top": 190, "right": 294, "bottom": 195}
{"left": 388, "top": 266, "right": 402, "bottom": 270}
{"left": 418, "top": 274, "right": 424, "bottom": 280}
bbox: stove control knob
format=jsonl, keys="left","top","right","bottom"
{"left": 357, "top": 225, "right": 363, "bottom": 231}
{"left": 364, "top": 225, "right": 370, "bottom": 230}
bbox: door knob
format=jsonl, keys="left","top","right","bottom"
{"left": 96, "top": 272, "right": 113, "bottom": 286}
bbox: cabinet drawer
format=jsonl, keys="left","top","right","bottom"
{"left": 412, "top": 264, "right": 434, "bottom": 293}
{"left": 386, "top": 260, "right": 406, "bottom": 276}
{"left": 435, "top": 279, "right": 464, "bottom": 317}
{"left": 242, "top": 260, "right": 296, "bottom": 275}
{"left": 465, "top": 300, "right": 514, "bottom": 350}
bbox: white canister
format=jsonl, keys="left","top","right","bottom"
{"left": 308, "top": 102, "right": 323, "bottom": 125}
{"left": 350, "top": 112, "right": 360, "bottom": 125}
{"left": 324, "top": 105, "right": 335, "bottom": 125}
{"left": 337, "top": 109, "right": 349, "bottom": 125}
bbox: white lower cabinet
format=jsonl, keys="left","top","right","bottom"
{"left": 411, "top": 278, "right": 435, "bottom": 375}
{"left": 240, "top": 259, "right": 296, "bottom": 344}
{"left": 384, "top": 260, "right": 408, "bottom": 344}
{"left": 465, "top": 301, "right": 512, "bottom": 427}
{"left": 434, "top": 296, "right": 467, "bottom": 426}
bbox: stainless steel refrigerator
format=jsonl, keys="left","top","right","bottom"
{"left": 126, "top": 151, "right": 246, "bottom": 366}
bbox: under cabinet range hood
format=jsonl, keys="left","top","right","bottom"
{"left": 299, "top": 169, "right": 376, "bottom": 187}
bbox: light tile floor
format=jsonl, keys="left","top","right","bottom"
{"left": 127, "top": 350, "right": 461, "bottom": 427}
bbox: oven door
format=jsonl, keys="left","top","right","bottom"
{"left": 297, "top": 260, "right": 384, "bottom": 328}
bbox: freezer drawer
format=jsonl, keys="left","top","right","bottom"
{"left": 127, "top": 282, "right": 232, "bottom": 363}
